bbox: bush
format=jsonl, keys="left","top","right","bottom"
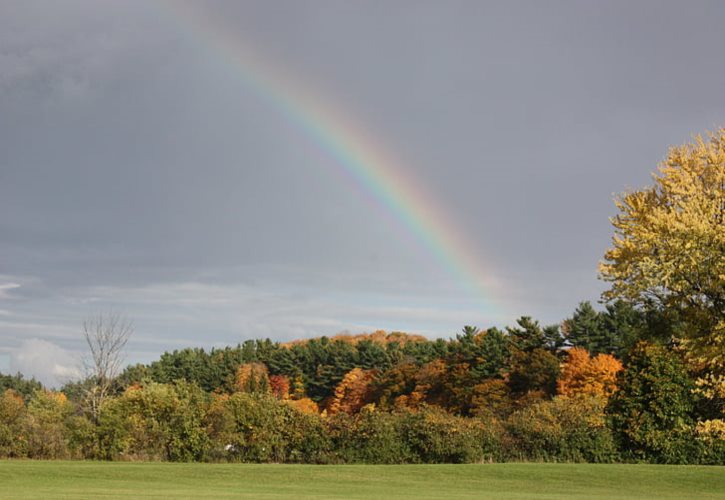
{"left": 327, "top": 408, "right": 414, "bottom": 464}
{"left": 327, "top": 405, "right": 495, "bottom": 464}
{"left": 0, "top": 389, "right": 29, "bottom": 458}
{"left": 65, "top": 414, "right": 98, "bottom": 459}
{"left": 97, "top": 381, "right": 211, "bottom": 461}
{"left": 279, "top": 404, "right": 332, "bottom": 463}
{"left": 399, "top": 406, "right": 490, "bottom": 463}
{"left": 207, "top": 392, "right": 331, "bottom": 463}
{"left": 693, "top": 420, "right": 725, "bottom": 465}
{"left": 506, "top": 395, "right": 618, "bottom": 462}
{"left": 24, "top": 390, "right": 74, "bottom": 459}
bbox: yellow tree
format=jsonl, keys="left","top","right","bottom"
{"left": 599, "top": 129, "right": 724, "bottom": 414}
{"left": 286, "top": 397, "right": 319, "bottom": 415}
{"left": 234, "top": 363, "right": 270, "bottom": 394}
{"left": 0, "top": 390, "right": 28, "bottom": 457}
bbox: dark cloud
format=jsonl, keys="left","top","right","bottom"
{"left": 1, "top": 0, "right": 724, "bottom": 384}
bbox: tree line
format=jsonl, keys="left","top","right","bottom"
{"left": 1, "top": 305, "right": 721, "bottom": 464}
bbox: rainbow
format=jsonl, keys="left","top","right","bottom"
{"left": 161, "top": 3, "right": 504, "bottom": 318}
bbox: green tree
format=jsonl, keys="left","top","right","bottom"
{"left": 506, "top": 317, "right": 561, "bottom": 398}
{"left": 599, "top": 300, "right": 649, "bottom": 355}
{"left": 563, "top": 302, "right": 607, "bottom": 354}
{"left": 607, "top": 342, "right": 697, "bottom": 463}
{"left": 563, "top": 301, "right": 650, "bottom": 356}
{"left": 0, "top": 372, "right": 43, "bottom": 401}
{"left": 508, "top": 348, "right": 560, "bottom": 397}
{"left": 507, "top": 316, "right": 563, "bottom": 353}
{"left": 450, "top": 326, "right": 509, "bottom": 381}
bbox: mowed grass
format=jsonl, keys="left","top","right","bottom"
{"left": 0, "top": 461, "right": 723, "bottom": 499}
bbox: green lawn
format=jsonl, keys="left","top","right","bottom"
{"left": 0, "top": 461, "right": 723, "bottom": 499}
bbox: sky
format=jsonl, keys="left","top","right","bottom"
{"left": 1, "top": 0, "right": 724, "bottom": 386}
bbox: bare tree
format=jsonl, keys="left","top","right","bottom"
{"left": 82, "top": 311, "right": 133, "bottom": 422}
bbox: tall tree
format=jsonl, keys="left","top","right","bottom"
{"left": 599, "top": 300, "right": 650, "bottom": 355}
{"left": 600, "top": 129, "right": 724, "bottom": 419}
{"left": 562, "top": 302, "right": 605, "bottom": 353}
{"left": 507, "top": 316, "right": 563, "bottom": 353}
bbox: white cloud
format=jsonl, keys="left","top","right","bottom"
{"left": 11, "top": 338, "right": 81, "bottom": 388}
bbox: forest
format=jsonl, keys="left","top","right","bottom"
{"left": 1, "top": 130, "right": 723, "bottom": 465}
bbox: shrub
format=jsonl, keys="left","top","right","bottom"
{"left": 327, "top": 408, "right": 414, "bottom": 464}
{"left": 506, "top": 395, "right": 618, "bottom": 462}
{"left": 0, "top": 389, "right": 29, "bottom": 457}
{"left": 24, "top": 390, "right": 73, "bottom": 459}
{"left": 399, "top": 406, "right": 489, "bottom": 463}
{"left": 693, "top": 420, "right": 725, "bottom": 465}
{"left": 207, "top": 392, "right": 331, "bottom": 463}
{"left": 328, "top": 406, "right": 495, "bottom": 464}
{"left": 65, "top": 414, "right": 98, "bottom": 459}
{"left": 97, "top": 381, "right": 211, "bottom": 461}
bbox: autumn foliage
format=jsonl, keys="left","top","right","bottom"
{"left": 286, "top": 397, "right": 320, "bottom": 415}
{"left": 234, "top": 363, "right": 270, "bottom": 394}
{"left": 283, "top": 330, "right": 427, "bottom": 347}
{"left": 600, "top": 129, "right": 725, "bottom": 423}
{"left": 328, "top": 368, "right": 376, "bottom": 415}
{"left": 269, "top": 375, "right": 291, "bottom": 400}
{"left": 557, "top": 348, "right": 623, "bottom": 399}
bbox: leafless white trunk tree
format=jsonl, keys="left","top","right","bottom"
{"left": 82, "top": 311, "right": 133, "bottom": 422}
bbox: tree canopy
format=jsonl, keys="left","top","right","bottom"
{"left": 600, "top": 128, "right": 724, "bottom": 420}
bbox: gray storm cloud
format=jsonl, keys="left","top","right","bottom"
{"left": 1, "top": 0, "right": 724, "bottom": 384}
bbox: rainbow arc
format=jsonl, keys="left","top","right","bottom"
{"left": 162, "top": 2, "right": 504, "bottom": 318}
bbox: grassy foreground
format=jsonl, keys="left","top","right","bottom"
{"left": 0, "top": 461, "right": 723, "bottom": 499}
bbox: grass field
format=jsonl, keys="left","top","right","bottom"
{"left": 0, "top": 461, "right": 723, "bottom": 499}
